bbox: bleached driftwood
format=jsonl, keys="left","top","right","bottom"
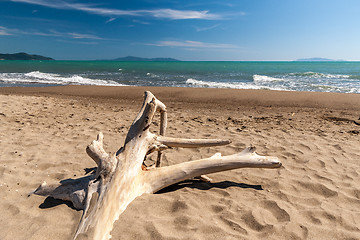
{"left": 31, "top": 91, "right": 281, "bottom": 240}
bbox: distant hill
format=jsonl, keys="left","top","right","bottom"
{"left": 295, "top": 57, "right": 345, "bottom": 62}
{"left": 109, "top": 56, "right": 180, "bottom": 61}
{"left": 0, "top": 52, "right": 54, "bottom": 60}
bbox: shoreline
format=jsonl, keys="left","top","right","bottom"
{"left": 1, "top": 85, "right": 360, "bottom": 110}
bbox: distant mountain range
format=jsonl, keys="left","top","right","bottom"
{"left": 295, "top": 57, "right": 345, "bottom": 62}
{"left": 0, "top": 52, "right": 54, "bottom": 60}
{"left": 106, "top": 56, "right": 180, "bottom": 61}
{"left": 6, "top": 53, "right": 347, "bottom": 62}
{"left": 0, "top": 53, "right": 181, "bottom": 61}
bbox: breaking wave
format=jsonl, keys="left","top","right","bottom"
{"left": 252, "top": 72, "right": 359, "bottom": 93}
{"left": 0, "top": 71, "right": 125, "bottom": 86}
{"left": 253, "top": 74, "right": 284, "bottom": 84}
{"left": 288, "top": 72, "right": 351, "bottom": 79}
{"left": 186, "top": 78, "right": 286, "bottom": 91}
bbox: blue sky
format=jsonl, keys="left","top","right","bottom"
{"left": 1, "top": 0, "right": 360, "bottom": 60}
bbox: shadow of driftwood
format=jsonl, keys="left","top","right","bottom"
{"left": 37, "top": 171, "right": 262, "bottom": 209}
{"left": 84, "top": 167, "right": 97, "bottom": 175}
{"left": 37, "top": 172, "right": 94, "bottom": 210}
{"left": 156, "top": 180, "right": 263, "bottom": 194}
{"left": 39, "top": 196, "right": 78, "bottom": 210}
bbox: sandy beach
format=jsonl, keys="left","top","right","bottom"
{"left": 0, "top": 86, "right": 359, "bottom": 240}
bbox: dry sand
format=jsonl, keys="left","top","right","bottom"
{"left": 0, "top": 86, "right": 359, "bottom": 240}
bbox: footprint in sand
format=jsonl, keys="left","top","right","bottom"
{"left": 260, "top": 200, "right": 290, "bottom": 222}
{"left": 211, "top": 205, "right": 225, "bottom": 213}
{"left": 305, "top": 211, "right": 322, "bottom": 225}
{"left": 144, "top": 222, "right": 164, "bottom": 240}
{"left": 174, "top": 215, "right": 190, "bottom": 227}
{"left": 297, "top": 181, "right": 338, "bottom": 198}
{"left": 241, "top": 211, "right": 274, "bottom": 232}
{"left": 171, "top": 200, "right": 188, "bottom": 213}
{"left": 219, "top": 215, "right": 247, "bottom": 234}
{"left": 4, "top": 203, "right": 20, "bottom": 216}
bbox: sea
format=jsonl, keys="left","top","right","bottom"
{"left": 0, "top": 61, "right": 359, "bottom": 93}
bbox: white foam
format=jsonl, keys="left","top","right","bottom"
{"left": 146, "top": 72, "right": 158, "bottom": 77}
{"left": 25, "top": 71, "right": 58, "bottom": 79}
{"left": 253, "top": 74, "right": 284, "bottom": 84}
{"left": 318, "top": 73, "right": 350, "bottom": 79}
{"left": 186, "top": 78, "right": 286, "bottom": 91}
{"left": 288, "top": 72, "right": 350, "bottom": 79}
{"left": 0, "top": 71, "right": 126, "bottom": 86}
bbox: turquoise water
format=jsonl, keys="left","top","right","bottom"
{"left": 0, "top": 60, "right": 359, "bottom": 93}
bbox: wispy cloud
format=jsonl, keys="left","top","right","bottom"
{"left": 105, "top": 17, "right": 116, "bottom": 23}
{"left": 68, "top": 32, "right": 103, "bottom": 40}
{"left": 0, "top": 25, "right": 103, "bottom": 40}
{"left": 150, "top": 40, "right": 238, "bottom": 49}
{"left": 143, "top": 9, "right": 218, "bottom": 20}
{"left": 57, "top": 39, "right": 98, "bottom": 45}
{"left": 32, "top": 29, "right": 62, "bottom": 37}
{"left": 195, "top": 24, "right": 220, "bottom": 32}
{"left": 133, "top": 19, "right": 150, "bottom": 25}
{"left": 0, "top": 26, "right": 13, "bottom": 35}
{"left": 10, "top": 0, "right": 220, "bottom": 20}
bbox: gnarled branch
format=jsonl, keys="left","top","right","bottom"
{"left": 144, "top": 147, "right": 281, "bottom": 193}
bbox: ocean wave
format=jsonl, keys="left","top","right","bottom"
{"left": 253, "top": 74, "right": 284, "bottom": 84}
{"left": 309, "top": 83, "right": 360, "bottom": 93}
{"left": 0, "top": 71, "right": 125, "bottom": 86}
{"left": 251, "top": 72, "right": 360, "bottom": 93}
{"left": 288, "top": 72, "right": 350, "bottom": 79}
{"left": 146, "top": 72, "right": 159, "bottom": 77}
{"left": 348, "top": 75, "right": 360, "bottom": 80}
{"left": 186, "top": 78, "right": 286, "bottom": 91}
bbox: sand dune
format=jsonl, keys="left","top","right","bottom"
{"left": 0, "top": 86, "right": 359, "bottom": 239}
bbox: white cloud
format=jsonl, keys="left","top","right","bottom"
{"left": 0, "top": 25, "right": 103, "bottom": 40}
{"left": 105, "top": 17, "right": 116, "bottom": 23}
{"left": 68, "top": 32, "right": 103, "bottom": 40}
{"left": 32, "top": 30, "right": 62, "bottom": 37}
{"left": 195, "top": 24, "right": 220, "bottom": 32}
{"left": 142, "top": 9, "right": 218, "bottom": 20}
{"left": 57, "top": 39, "right": 98, "bottom": 45}
{"left": 11, "top": 0, "right": 70, "bottom": 9}
{"left": 32, "top": 30, "right": 103, "bottom": 40}
{"left": 133, "top": 19, "right": 150, "bottom": 25}
{"left": 0, "top": 26, "right": 13, "bottom": 35}
{"left": 11, "top": 0, "right": 221, "bottom": 20}
{"left": 151, "top": 40, "right": 238, "bottom": 49}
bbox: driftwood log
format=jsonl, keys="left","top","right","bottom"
{"left": 31, "top": 91, "right": 281, "bottom": 240}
